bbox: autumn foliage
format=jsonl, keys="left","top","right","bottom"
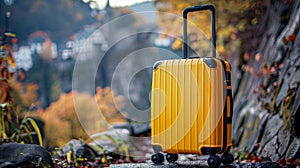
{"left": 95, "top": 87, "right": 127, "bottom": 124}
{"left": 33, "top": 87, "right": 127, "bottom": 147}
{"left": 9, "top": 78, "right": 39, "bottom": 110}
{"left": 154, "top": 0, "right": 264, "bottom": 56}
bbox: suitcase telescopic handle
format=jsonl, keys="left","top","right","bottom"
{"left": 183, "top": 5, "right": 216, "bottom": 58}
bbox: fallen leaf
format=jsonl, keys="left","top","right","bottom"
{"left": 278, "top": 158, "right": 286, "bottom": 165}
{"left": 286, "top": 34, "right": 296, "bottom": 43}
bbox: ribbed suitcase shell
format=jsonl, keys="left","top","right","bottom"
{"left": 151, "top": 58, "right": 232, "bottom": 155}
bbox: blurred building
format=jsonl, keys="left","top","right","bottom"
{"left": 13, "top": 31, "right": 58, "bottom": 70}
{"left": 61, "top": 23, "right": 108, "bottom": 61}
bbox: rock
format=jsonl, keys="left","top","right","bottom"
{"left": 274, "top": 45, "right": 284, "bottom": 63}
{"left": 131, "top": 122, "right": 151, "bottom": 136}
{"left": 259, "top": 136, "right": 280, "bottom": 161}
{"left": 0, "top": 162, "right": 14, "bottom": 168}
{"left": 248, "top": 112, "right": 270, "bottom": 153}
{"left": 259, "top": 114, "right": 283, "bottom": 148}
{"left": 0, "top": 143, "right": 54, "bottom": 167}
{"left": 291, "top": 86, "right": 300, "bottom": 136}
{"left": 58, "top": 139, "right": 98, "bottom": 161}
{"left": 292, "top": 83, "right": 300, "bottom": 116}
{"left": 289, "top": 69, "right": 300, "bottom": 89}
{"left": 232, "top": 0, "right": 300, "bottom": 163}
{"left": 232, "top": 100, "right": 254, "bottom": 146}
{"left": 276, "top": 66, "right": 296, "bottom": 107}
{"left": 87, "top": 128, "right": 153, "bottom": 162}
{"left": 233, "top": 106, "right": 269, "bottom": 150}
{"left": 112, "top": 123, "right": 134, "bottom": 135}
{"left": 232, "top": 162, "right": 281, "bottom": 168}
{"left": 257, "top": 115, "right": 286, "bottom": 161}
{"left": 296, "top": 56, "right": 300, "bottom": 67}
{"left": 277, "top": 127, "right": 291, "bottom": 158}
{"left": 285, "top": 137, "right": 300, "bottom": 160}
{"left": 290, "top": 31, "right": 300, "bottom": 66}
{"left": 112, "top": 122, "right": 151, "bottom": 136}
{"left": 88, "top": 137, "right": 118, "bottom": 155}
{"left": 233, "top": 99, "right": 249, "bottom": 120}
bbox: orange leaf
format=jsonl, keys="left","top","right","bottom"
{"left": 286, "top": 34, "right": 296, "bottom": 43}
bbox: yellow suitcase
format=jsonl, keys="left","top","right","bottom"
{"left": 151, "top": 5, "right": 234, "bottom": 167}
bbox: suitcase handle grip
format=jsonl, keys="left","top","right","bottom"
{"left": 183, "top": 5, "right": 216, "bottom": 58}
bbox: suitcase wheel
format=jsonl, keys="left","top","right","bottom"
{"left": 207, "top": 155, "right": 221, "bottom": 168}
{"left": 151, "top": 153, "right": 164, "bottom": 164}
{"left": 166, "top": 153, "right": 178, "bottom": 163}
{"left": 221, "top": 153, "right": 234, "bottom": 165}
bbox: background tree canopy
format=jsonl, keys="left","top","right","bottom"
{"left": 0, "top": 0, "right": 95, "bottom": 42}
{"left": 154, "top": 0, "right": 264, "bottom": 57}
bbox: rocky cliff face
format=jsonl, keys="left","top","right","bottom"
{"left": 233, "top": 0, "right": 300, "bottom": 161}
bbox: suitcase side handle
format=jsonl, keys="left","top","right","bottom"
{"left": 183, "top": 5, "right": 216, "bottom": 58}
